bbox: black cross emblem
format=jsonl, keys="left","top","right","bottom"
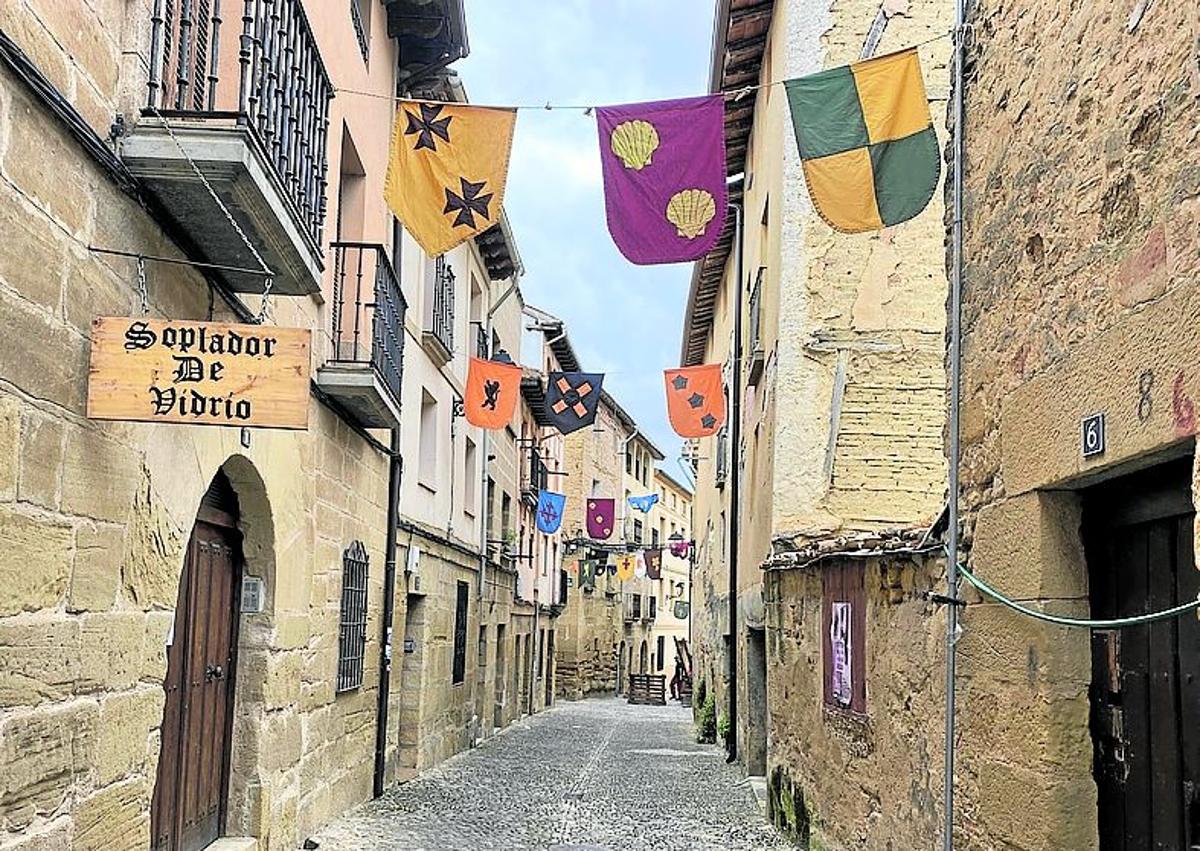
{"left": 444, "top": 178, "right": 494, "bottom": 229}
{"left": 481, "top": 379, "right": 501, "bottom": 411}
{"left": 404, "top": 103, "right": 452, "bottom": 152}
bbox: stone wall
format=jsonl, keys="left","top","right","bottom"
{"left": 0, "top": 49, "right": 395, "bottom": 850}
{"left": 763, "top": 552, "right": 946, "bottom": 850}
{"left": 951, "top": 1, "right": 1200, "bottom": 848}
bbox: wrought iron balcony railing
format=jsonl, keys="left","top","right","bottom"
{"left": 522, "top": 453, "right": 549, "bottom": 503}
{"left": 329, "top": 242, "right": 406, "bottom": 406}
{"left": 424, "top": 256, "right": 455, "bottom": 359}
{"left": 146, "top": 0, "right": 334, "bottom": 247}
{"left": 349, "top": 0, "right": 370, "bottom": 62}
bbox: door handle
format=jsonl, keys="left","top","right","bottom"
{"left": 205, "top": 664, "right": 224, "bottom": 682}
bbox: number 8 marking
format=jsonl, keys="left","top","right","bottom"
{"left": 1137, "top": 369, "right": 1154, "bottom": 422}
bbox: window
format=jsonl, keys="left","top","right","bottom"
{"left": 651, "top": 527, "right": 660, "bottom": 547}
{"left": 501, "top": 491, "right": 512, "bottom": 543}
{"left": 657, "top": 636, "right": 665, "bottom": 671}
{"left": 452, "top": 581, "right": 469, "bottom": 684}
{"left": 336, "top": 541, "right": 369, "bottom": 692}
{"left": 537, "top": 629, "right": 545, "bottom": 679}
{"left": 464, "top": 437, "right": 477, "bottom": 517}
{"left": 418, "top": 390, "right": 438, "bottom": 490}
{"left": 634, "top": 519, "right": 643, "bottom": 544}
{"left": 626, "top": 448, "right": 633, "bottom": 475}
{"left": 351, "top": 0, "right": 372, "bottom": 62}
{"left": 478, "top": 625, "right": 487, "bottom": 666}
{"left": 632, "top": 594, "right": 642, "bottom": 619}
{"left": 823, "top": 560, "right": 866, "bottom": 714}
{"left": 486, "top": 477, "right": 496, "bottom": 539}
{"left": 649, "top": 595, "right": 657, "bottom": 619}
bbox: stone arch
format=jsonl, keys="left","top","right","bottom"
{"left": 210, "top": 454, "right": 277, "bottom": 841}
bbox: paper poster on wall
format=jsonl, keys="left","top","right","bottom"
{"left": 830, "top": 601, "right": 852, "bottom": 707}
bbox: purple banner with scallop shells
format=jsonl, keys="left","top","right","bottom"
{"left": 596, "top": 95, "right": 728, "bottom": 265}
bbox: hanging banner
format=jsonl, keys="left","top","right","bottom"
{"left": 586, "top": 498, "right": 616, "bottom": 540}
{"left": 644, "top": 548, "right": 662, "bottom": 580}
{"left": 664, "top": 364, "right": 725, "bottom": 438}
{"left": 785, "top": 48, "right": 939, "bottom": 234}
{"left": 615, "top": 553, "right": 636, "bottom": 582}
{"left": 596, "top": 95, "right": 727, "bottom": 265}
{"left": 634, "top": 549, "right": 647, "bottom": 579}
{"left": 87, "top": 317, "right": 310, "bottom": 430}
{"left": 384, "top": 102, "right": 517, "bottom": 257}
{"left": 628, "top": 494, "right": 659, "bottom": 514}
{"left": 579, "top": 559, "right": 596, "bottom": 590}
{"left": 536, "top": 490, "right": 566, "bottom": 534}
{"left": 546, "top": 372, "right": 604, "bottom": 435}
{"left": 464, "top": 356, "right": 521, "bottom": 430}
{"left": 673, "top": 599, "right": 690, "bottom": 620}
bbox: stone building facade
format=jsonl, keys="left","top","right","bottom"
{"left": 645, "top": 469, "right": 694, "bottom": 684}
{"left": 0, "top": 1, "right": 552, "bottom": 849}
{"left": 685, "top": 0, "right": 950, "bottom": 790}
{"left": 944, "top": 1, "right": 1200, "bottom": 848}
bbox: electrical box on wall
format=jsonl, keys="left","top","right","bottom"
{"left": 240, "top": 576, "right": 265, "bottom": 613}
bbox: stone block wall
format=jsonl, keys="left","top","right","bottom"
{"left": 0, "top": 8, "right": 404, "bottom": 849}
{"left": 952, "top": 1, "right": 1200, "bottom": 847}
{"left": 763, "top": 553, "right": 945, "bottom": 850}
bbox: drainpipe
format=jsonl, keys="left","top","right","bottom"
{"left": 373, "top": 430, "right": 402, "bottom": 797}
{"left": 726, "top": 195, "right": 744, "bottom": 763}
{"left": 943, "top": 2, "right": 969, "bottom": 847}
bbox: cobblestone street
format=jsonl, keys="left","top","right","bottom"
{"left": 309, "top": 698, "right": 789, "bottom": 850}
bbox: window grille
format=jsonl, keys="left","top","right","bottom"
{"left": 337, "top": 541, "right": 369, "bottom": 692}
{"left": 452, "top": 581, "right": 469, "bottom": 684}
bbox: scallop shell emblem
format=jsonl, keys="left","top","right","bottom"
{"left": 609, "top": 120, "right": 660, "bottom": 170}
{"left": 665, "top": 188, "right": 717, "bottom": 239}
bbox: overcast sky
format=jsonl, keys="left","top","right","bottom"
{"left": 457, "top": 0, "right": 714, "bottom": 480}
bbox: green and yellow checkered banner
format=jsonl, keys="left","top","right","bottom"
{"left": 785, "top": 48, "right": 940, "bottom": 234}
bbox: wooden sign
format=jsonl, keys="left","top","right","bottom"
{"left": 87, "top": 317, "right": 311, "bottom": 430}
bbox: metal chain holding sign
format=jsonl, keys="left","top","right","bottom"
{"left": 147, "top": 106, "right": 277, "bottom": 324}
{"left": 136, "top": 256, "right": 149, "bottom": 315}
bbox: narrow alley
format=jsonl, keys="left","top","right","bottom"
{"left": 309, "top": 699, "right": 789, "bottom": 851}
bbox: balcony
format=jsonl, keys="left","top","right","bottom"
{"left": 315, "top": 243, "right": 406, "bottom": 428}
{"left": 747, "top": 266, "right": 766, "bottom": 386}
{"left": 122, "top": 0, "right": 333, "bottom": 296}
{"left": 422, "top": 256, "right": 455, "bottom": 362}
{"left": 521, "top": 452, "right": 549, "bottom": 506}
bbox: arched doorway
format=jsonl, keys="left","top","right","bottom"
{"left": 151, "top": 469, "right": 244, "bottom": 851}
{"left": 639, "top": 640, "right": 649, "bottom": 673}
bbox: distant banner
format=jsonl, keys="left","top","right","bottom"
{"left": 464, "top": 357, "right": 521, "bottom": 430}
{"left": 546, "top": 372, "right": 604, "bottom": 435}
{"left": 536, "top": 490, "right": 566, "bottom": 534}
{"left": 628, "top": 494, "right": 659, "bottom": 513}
{"left": 586, "top": 498, "right": 616, "bottom": 540}
{"left": 664, "top": 364, "right": 725, "bottom": 438}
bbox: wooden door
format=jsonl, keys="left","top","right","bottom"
{"left": 1085, "top": 459, "right": 1200, "bottom": 851}
{"left": 151, "top": 520, "right": 241, "bottom": 851}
